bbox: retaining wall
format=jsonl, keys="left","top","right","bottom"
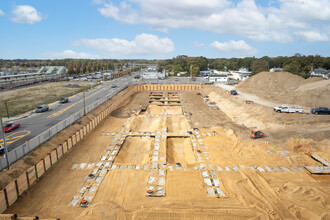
{"left": 134, "top": 84, "right": 204, "bottom": 91}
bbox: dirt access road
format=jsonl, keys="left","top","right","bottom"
{"left": 216, "top": 83, "right": 283, "bottom": 108}
{"left": 4, "top": 88, "right": 330, "bottom": 219}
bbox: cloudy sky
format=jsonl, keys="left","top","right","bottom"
{"left": 0, "top": 0, "right": 330, "bottom": 59}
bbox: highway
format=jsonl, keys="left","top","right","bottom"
{"left": 0, "top": 75, "right": 206, "bottom": 153}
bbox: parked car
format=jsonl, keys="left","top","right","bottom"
{"left": 4, "top": 122, "right": 20, "bottom": 133}
{"left": 311, "top": 107, "right": 330, "bottom": 115}
{"left": 35, "top": 104, "right": 49, "bottom": 113}
{"left": 60, "top": 97, "right": 69, "bottom": 104}
{"left": 0, "top": 145, "right": 4, "bottom": 156}
{"left": 230, "top": 90, "right": 238, "bottom": 95}
{"left": 175, "top": 78, "right": 178, "bottom": 81}
{"left": 111, "top": 84, "right": 117, "bottom": 88}
{"left": 273, "top": 105, "right": 303, "bottom": 113}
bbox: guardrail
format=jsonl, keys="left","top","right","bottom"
{"left": 0, "top": 79, "right": 204, "bottom": 170}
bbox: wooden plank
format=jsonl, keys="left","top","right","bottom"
{"left": 44, "top": 155, "right": 51, "bottom": 170}
{"left": 0, "top": 190, "right": 7, "bottom": 214}
{"left": 16, "top": 173, "right": 28, "bottom": 196}
{"left": 67, "top": 137, "right": 72, "bottom": 150}
{"left": 36, "top": 160, "right": 45, "bottom": 178}
{"left": 5, "top": 181, "right": 17, "bottom": 206}
{"left": 27, "top": 166, "right": 36, "bottom": 185}
{"left": 62, "top": 141, "right": 68, "bottom": 154}
{"left": 57, "top": 145, "right": 63, "bottom": 159}
{"left": 51, "top": 150, "right": 57, "bottom": 164}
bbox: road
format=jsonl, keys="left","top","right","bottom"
{"left": 215, "top": 83, "right": 282, "bottom": 108}
{"left": 0, "top": 75, "right": 207, "bottom": 153}
{"left": 0, "top": 75, "right": 134, "bottom": 152}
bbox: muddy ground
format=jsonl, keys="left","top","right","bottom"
{"left": 4, "top": 86, "right": 330, "bottom": 219}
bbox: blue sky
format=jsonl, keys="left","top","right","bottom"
{"left": 0, "top": 0, "right": 330, "bottom": 59}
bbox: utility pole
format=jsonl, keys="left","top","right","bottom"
{"left": 0, "top": 118, "right": 10, "bottom": 169}
{"left": 4, "top": 102, "right": 9, "bottom": 118}
{"left": 190, "top": 65, "right": 192, "bottom": 78}
{"left": 102, "top": 67, "right": 105, "bottom": 82}
{"left": 83, "top": 92, "right": 86, "bottom": 116}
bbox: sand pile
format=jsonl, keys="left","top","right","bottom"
{"left": 237, "top": 72, "right": 330, "bottom": 107}
{"left": 204, "top": 88, "right": 283, "bottom": 130}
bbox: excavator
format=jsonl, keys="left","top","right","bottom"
{"left": 250, "top": 129, "right": 264, "bottom": 139}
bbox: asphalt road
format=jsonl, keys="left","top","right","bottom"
{"left": 0, "top": 75, "right": 207, "bottom": 152}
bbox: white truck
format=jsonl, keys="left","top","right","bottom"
{"left": 273, "top": 105, "right": 303, "bottom": 113}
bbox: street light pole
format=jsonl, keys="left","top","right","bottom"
{"left": 190, "top": 65, "right": 192, "bottom": 78}
{"left": 4, "top": 102, "right": 9, "bottom": 118}
{"left": 0, "top": 118, "right": 10, "bottom": 169}
{"left": 83, "top": 91, "right": 86, "bottom": 116}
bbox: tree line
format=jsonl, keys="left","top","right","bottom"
{"left": 1, "top": 54, "right": 330, "bottom": 78}
{"left": 0, "top": 59, "right": 152, "bottom": 75}
{"left": 158, "top": 54, "right": 330, "bottom": 78}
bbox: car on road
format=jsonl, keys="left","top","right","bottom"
{"left": 59, "top": 97, "right": 69, "bottom": 104}
{"left": 311, "top": 107, "right": 330, "bottom": 115}
{"left": 274, "top": 105, "right": 303, "bottom": 113}
{"left": 4, "top": 122, "right": 20, "bottom": 133}
{"left": 230, "top": 90, "right": 238, "bottom": 95}
{"left": 111, "top": 84, "right": 117, "bottom": 88}
{"left": 35, "top": 104, "right": 49, "bottom": 113}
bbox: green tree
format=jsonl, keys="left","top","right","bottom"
{"left": 192, "top": 66, "right": 200, "bottom": 76}
{"left": 283, "top": 60, "right": 301, "bottom": 74}
{"left": 251, "top": 59, "right": 269, "bottom": 74}
{"left": 173, "top": 64, "right": 183, "bottom": 73}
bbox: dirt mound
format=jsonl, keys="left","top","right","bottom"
{"left": 237, "top": 72, "right": 330, "bottom": 107}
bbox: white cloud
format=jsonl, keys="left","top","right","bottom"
{"left": 73, "top": 33, "right": 174, "bottom": 57}
{"left": 42, "top": 50, "right": 101, "bottom": 59}
{"left": 294, "top": 31, "right": 329, "bottom": 42}
{"left": 98, "top": 2, "right": 138, "bottom": 24}
{"left": 194, "top": 41, "right": 204, "bottom": 47}
{"left": 96, "top": 0, "right": 330, "bottom": 43}
{"left": 0, "top": 9, "right": 5, "bottom": 16}
{"left": 210, "top": 40, "right": 257, "bottom": 56}
{"left": 11, "top": 5, "right": 43, "bottom": 24}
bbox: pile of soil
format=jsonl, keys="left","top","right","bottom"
{"left": 237, "top": 72, "right": 330, "bottom": 107}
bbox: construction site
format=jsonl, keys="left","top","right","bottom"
{"left": 0, "top": 72, "right": 329, "bottom": 219}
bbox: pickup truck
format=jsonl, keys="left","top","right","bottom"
{"left": 311, "top": 107, "right": 330, "bottom": 115}
{"left": 274, "top": 105, "right": 303, "bottom": 113}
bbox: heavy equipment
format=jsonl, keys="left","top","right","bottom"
{"left": 250, "top": 129, "right": 264, "bottom": 139}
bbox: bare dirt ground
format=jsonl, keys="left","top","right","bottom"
{"left": 4, "top": 87, "right": 330, "bottom": 219}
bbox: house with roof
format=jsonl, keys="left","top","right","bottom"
{"left": 270, "top": 67, "right": 284, "bottom": 72}
{"left": 311, "top": 68, "right": 330, "bottom": 77}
